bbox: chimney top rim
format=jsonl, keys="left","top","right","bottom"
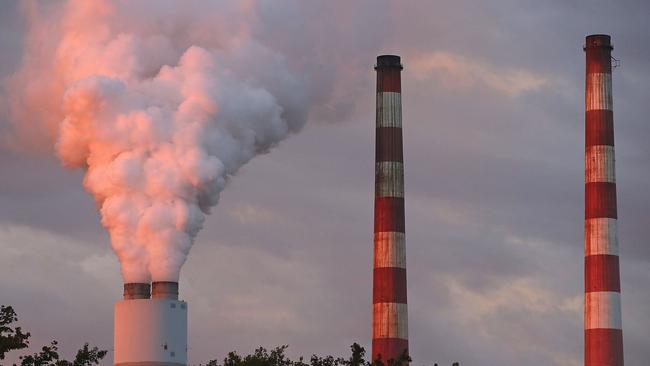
{"left": 375, "top": 55, "right": 403, "bottom": 70}
{"left": 584, "top": 34, "right": 613, "bottom": 51}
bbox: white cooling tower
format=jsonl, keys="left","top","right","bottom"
{"left": 114, "top": 282, "right": 188, "bottom": 366}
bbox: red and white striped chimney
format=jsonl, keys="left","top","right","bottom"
{"left": 584, "top": 34, "right": 624, "bottom": 366}
{"left": 372, "top": 55, "right": 408, "bottom": 364}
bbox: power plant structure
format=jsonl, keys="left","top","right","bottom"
{"left": 114, "top": 282, "right": 188, "bottom": 366}
{"left": 103, "top": 40, "right": 628, "bottom": 366}
{"left": 584, "top": 34, "right": 624, "bottom": 366}
{"left": 372, "top": 55, "right": 409, "bottom": 363}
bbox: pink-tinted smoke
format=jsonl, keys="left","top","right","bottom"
{"left": 6, "top": 0, "right": 309, "bottom": 282}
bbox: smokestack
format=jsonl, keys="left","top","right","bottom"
{"left": 152, "top": 281, "right": 179, "bottom": 300}
{"left": 123, "top": 283, "right": 151, "bottom": 300}
{"left": 584, "top": 34, "right": 624, "bottom": 366}
{"left": 115, "top": 282, "right": 187, "bottom": 365}
{"left": 372, "top": 55, "right": 408, "bottom": 364}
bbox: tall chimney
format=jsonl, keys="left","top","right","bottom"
{"left": 584, "top": 34, "right": 624, "bottom": 366}
{"left": 372, "top": 55, "right": 408, "bottom": 364}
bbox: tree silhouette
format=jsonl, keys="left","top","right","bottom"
{"left": 4, "top": 304, "right": 458, "bottom": 366}
{"left": 0, "top": 305, "right": 107, "bottom": 366}
{"left": 1, "top": 306, "right": 30, "bottom": 360}
{"left": 203, "top": 343, "right": 455, "bottom": 366}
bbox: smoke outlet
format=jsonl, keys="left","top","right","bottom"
{"left": 152, "top": 281, "right": 179, "bottom": 300}
{"left": 375, "top": 55, "right": 403, "bottom": 70}
{"left": 123, "top": 283, "right": 151, "bottom": 300}
{"left": 585, "top": 34, "right": 612, "bottom": 50}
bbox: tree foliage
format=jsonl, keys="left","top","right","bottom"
{"left": 0, "top": 305, "right": 107, "bottom": 366}
{"left": 205, "top": 343, "right": 422, "bottom": 366}
{"left": 4, "top": 304, "right": 457, "bottom": 366}
{"left": 18, "top": 340, "right": 106, "bottom": 366}
{"left": 1, "top": 306, "right": 30, "bottom": 360}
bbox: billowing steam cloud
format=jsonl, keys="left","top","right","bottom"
{"left": 7, "top": 0, "right": 316, "bottom": 282}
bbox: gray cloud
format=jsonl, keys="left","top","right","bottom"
{"left": 1, "top": 1, "right": 649, "bottom": 365}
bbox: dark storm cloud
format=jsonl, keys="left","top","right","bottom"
{"left": 0, "top": 1, "right": 648, "bottom": 366}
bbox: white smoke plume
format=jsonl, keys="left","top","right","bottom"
{"left": 6, "top": 0, "right": 317, "bottom": 283}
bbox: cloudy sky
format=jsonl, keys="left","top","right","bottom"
{"left": 1, "top": 1, "right": 649, "bottom": 365}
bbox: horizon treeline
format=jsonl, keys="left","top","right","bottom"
{"left": 1, "top": 305, "right": 459, "bottom": 366}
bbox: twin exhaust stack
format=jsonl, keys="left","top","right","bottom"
{"left": 115, "top": 282, "right": 187, "bottom": 366}
{"left": 123, "top": 282, "right": 179, "bottom": 300}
